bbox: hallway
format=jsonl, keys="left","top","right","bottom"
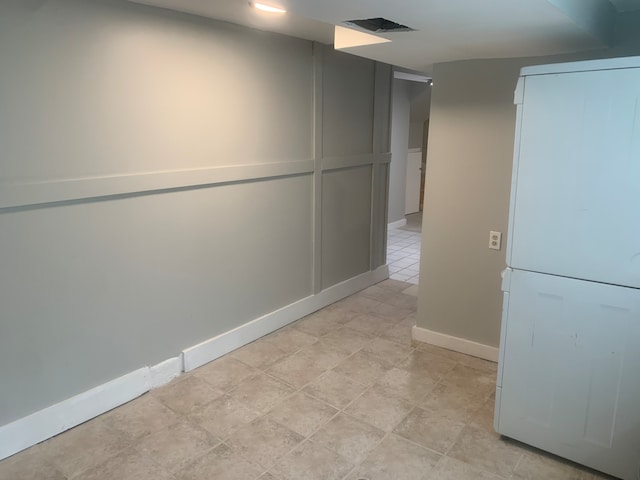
{"left": 387, "top": 213, "right": 422, "bottom": 285}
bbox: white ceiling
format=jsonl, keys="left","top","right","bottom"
{"left": 130, "top": 0, "right": 639, "bottom": 73}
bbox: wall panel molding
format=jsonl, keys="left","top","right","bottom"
{"left": 320, "top": 153, "right": 391, "bottom": 172}
{"left": 0, "top": 160, "right": 315, "bottom": 210}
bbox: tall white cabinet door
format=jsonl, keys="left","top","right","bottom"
{"left": 497, "top": 270, "right": 640, "bottom": 480}
{"left": 509, "top": 67, "right": 640, "bottom": 288}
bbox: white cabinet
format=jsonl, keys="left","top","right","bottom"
{"left": 509, "top": 67, "right": 640, "bottom": 288}
{"left": 498, "top": 269, "right": 640, "bottom": 480}
{"left": 496, "top": 56, "right": 640, "bottom": 480}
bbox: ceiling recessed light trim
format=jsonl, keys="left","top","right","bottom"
{"left": 253, "top": 2, "right": 287, "bottom": 14}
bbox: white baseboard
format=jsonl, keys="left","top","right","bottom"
{"left": 412, "top": 326, "right": 499, "bottom": 362}
{"left": 0, "top": 265, "right": 389, "bottom": 461}
{"left": 0, "top": 367, "right": 150, "bottom": 461}
{"left": 388, "top": 219, "right": 407, "bottom": 229}
{"left": 183, "top": 265, "right": 389, "bottom": 371}
{"left": 149, "top": 356, "right": 184, "bottom": 388}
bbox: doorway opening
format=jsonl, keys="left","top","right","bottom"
{"left": 387, "top": 72, "right": 431, "bottom": 284}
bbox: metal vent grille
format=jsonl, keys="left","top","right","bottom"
{"left": 343, "top": 17, "right": 415, "bottom": 33}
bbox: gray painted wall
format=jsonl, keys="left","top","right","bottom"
{"left": 409, "top": 83, "right": 431, "bottom": 149}
{"left": 417, "top": 19, "right": 640, "bottom": 348}
{"left": 0, "top": 0, "right": 392, "bottom": 426}
{"left": 388, "top": 80, "right": 411, "bottom": 224}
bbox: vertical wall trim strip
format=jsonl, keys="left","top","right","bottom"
{"left": 312, "top": 43, "right": 324, "bottom": 294}
{"left": 371, "top": 62, "right": 393, "bottom": 270}
{"left": 369, "top": 62, "right": 379, "bottom": 271}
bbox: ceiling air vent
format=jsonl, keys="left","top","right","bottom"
{"left": 343, "top": 17, "right": 415, "bottom": 33}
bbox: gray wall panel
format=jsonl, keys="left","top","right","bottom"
{"left": 0, "top": 0, "right": 313, "bottom": 182}
{"left": 322, "top": 48, "right": 375, "bottom": 157}
{"left": 0, "top": 0, "right": 392, "bottom": 429}
{"left": 0, "top": 176, "right": 313, "bottom": 424}
{"left": 322, "top": 166, "right": 372, "bottom": 288}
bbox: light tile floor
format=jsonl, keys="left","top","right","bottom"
{"left": 387, "top": 226, "right": 421, "bottom": 284}
{"left": 0, "top": 280, "right": 613, "bottom": 480}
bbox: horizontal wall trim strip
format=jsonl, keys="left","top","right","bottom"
{"left": 412, "top": 326, "right": 499, "bottom": 362}
{"left": 0, "top": 160, "right": 315, "bottom": 210}
{"left": 0, "top": 265, "right": 389, "bottom": 461}
{"left": 321, "top": 153, "right": 391, "bottom": 172}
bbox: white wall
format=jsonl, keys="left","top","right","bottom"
{"left": 0, "top": 0, "right": 392, "bottom": 434}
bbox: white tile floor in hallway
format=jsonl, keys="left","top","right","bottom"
{"left": 387, "top": 225, "right": 422, "bottom": 284}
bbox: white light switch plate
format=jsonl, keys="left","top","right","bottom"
{"left": 489, "top": 231, "right": 502, "bottom": 250}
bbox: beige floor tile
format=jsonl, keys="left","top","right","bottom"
{"left": 321, "top": 327, "right": 373, "bottom": 354}
{"left": 362, "top": 337, "right": 414, "bottom": 365}
{"left": 193, "top": 356, "right": 258, "bottom": 392}
{"left": 73, "top": 449, "right": 174, "bottom": 480}
{"left": 393, "top": 406, "right": 465, "bottom": 454}
{"left": 39, "top": 419, "right": 129, "bottom": 478}
{"left": 345, "top": 434, "right": 441, "bottom": 480}
{"left": 272, "top": 440, "right": 354, "bottom": 480}
{"left": 135, "top": 420, "right": 219, "bottom": 473}
{"left": 413, "top": 341, "right": 470, "bottom": 361}
{"left": 302, "top": 371, "right": 368, "bottom": 409}
{"left": 468, "top": 394, "right": 497, "bottom": 433}
{"left": 377, "top": 279, "right": 413, "bottom": 292}
{"left": 512, "top": 448, "right": 608, "bottom": 480}
{"left": 396, "top": 350, "right": 457, "bottom": 381}
{"left": 0, "top": 444, "right": 65, "bottom": 480}
{"left": 420, "top": 383, "right": 492, "bottom": 423}
{"left": 455, "top": 354, "right": 498, "bottom": 375}
{"left": 345, "top": 386, "right": 413, "bottom": 432}
{"left": 267, "top": 392, "right": 338, "bottom": 437}
{"left": 359, "top": 284, "right": 401, "bottom": 303}
{"left": 337, "top": 295, "right": 385, "bottom": 316}
{"left": 316, "top": 307, "right": 362, "bottom": 325}
{"left": 447, "top": 426, "right": 523, "bottom": 478}
{"left": 398, "top": 313, "right": 417, "bottom": 326}
{"left": 430, "top": 455, "right": 503, "bottom": 480}
{"left": 188, "top": 394, "right": 260, "bottom": 439}
{"left": 310, "top": 413, "right": 385, "bottom": 464}
{"left": 381, "top": 293, "right": 418, "bottom": 310}
{"left": 302, "top": 340, "right": 350, "bottom": 369}
{"left": 401, "top": 284, "right": 419, "bottom": 297}
{"left": 379, "top": 324, "right": 414, "bottom": 346}
{"left": 153, "top": 375, "right": 224, "bottom": 415}
{"left": 101, "top": 394, "right": 180, "bottom": 443}
{"left": 227, "top": 373, "right": 295, "bottom": 414}
{"left": 293, "top": 314, "right": 341, "bottom": 337}
{"left": 375, "top": 367, "right": 436, "bottom": 404}
{"left": 226, "top": 417, "right": 304, "bottom": 470}
{"left": 343, "top": 314, "right": 395, "bottom": 336}
{"left": 370, "top": 303, "right": 414, "bottom": 323}
{"left": 263, "top": 327, "right": 318, "bottom": 354}
{"left": 439, "top": 364, "right": 496, "bottom": 391}
{"left": 259, "top": 473, "right": 282, "bottom": 480}
{"left": 231, "top": 340, "right": 290, "bottom": 370}
{"left": 266, "top": 351, "right": 328, "bottom": 389}
{"left": 180, "top": 443, "right": 263, "bottom": 480}
{"left": 332, "top": 351, "right": 391, "bottom": 386}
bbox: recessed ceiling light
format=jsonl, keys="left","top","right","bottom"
{"left": 252, "top": 2, "right": 286, "bottom": 13}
